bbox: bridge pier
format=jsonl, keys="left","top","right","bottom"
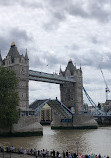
{"left": 72, "top": 114, "right": 97, "bottom": 129}
{"left": 51, "top": 113, "right": 97, "bottom": 130}
{"left": 95, "top": 116, "right": 111, "bottom": 125}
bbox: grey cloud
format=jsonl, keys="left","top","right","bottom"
{"left": 47, "top": 0, "right": 68, "bottom": 7}
{"left": 0, "top": 27, "right": 33, "bottom": 57}
{"left": 84, "top": 86, "right": 103, "bottom": 92}
{"left": 0, "top": 38, "right": 10, "bottom": 53}
{"left": 53, "top": 11, "right": 66, "bottom": 21}
{"left": 1, "top": 0, "right": 111, "bottom": 28}
{"left": 29, "top": 55, "right": 43, "bottom": 70}
{"left": 107, "top": 79, "right": 111, "bottom": 86}
{"left": 65, "top": 43, "right": 80, "bottom": 50}
{"left": 70, "top": 50, "right": 111, "bottom": 70}
{"left": 90, "top": 36, "right": 101, "bottom": 44}
{"left": 66, "top": 0, "right": 111, "bottom": 23}
{"left": 0, "top": 0, "right": 17, "bottom": 6}
{"left": 44, "top": 19, "right": 60, "bottom": 31}
{"left": 22, "top": 1, "right": 42, "bottom": 9}
{"left": 84, "top": 78, "right": 104, "bottom": 85}
{"left": 96, "top": 53, "right": 111, "bottom": 70}
{"left": 68, "top": 1, "right": 111, "bottom": 22}
{"left": 0, "top": 0, "right": 43, "bottom": 9}
{"left": 43, "top": 11, "right": 66, "bottom": 31}
{"left": 67, "top": 3, "right": 88, "bottom": 18}
{"left": 88, "top": 1, "right": 111, "bottom": 22}
{"left": 44, "top": 0, "right": 111, "bottom": 31}
{"left": 43, "top": 0, "right": 67, "bottom": 31}
{"left": 10, "top": 28, "right": 32, "bottom": 42}
{"left": 29, "top": 49, "right": 67, "bottom": 71}
{"left": 45, "top": 53, "right": 64, "bottom": 66}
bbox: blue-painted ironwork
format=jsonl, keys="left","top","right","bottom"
{"left": 61, "top": 119, "right": 73, "bottom": 122}
{"left": 94, "top": 115, "right": 111, "bottom": 118}
{"left": 83, "top": 87, "right": 97, "bottom": 108}
{"left": 83, "top": 87, "right": 108, "bottom": 116}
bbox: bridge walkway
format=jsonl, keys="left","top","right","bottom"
{"left": 48, "top": 99, "right": 73, "bottom": 119}
{"left": 30, "top": 99, "right": 73, "bottom": 119}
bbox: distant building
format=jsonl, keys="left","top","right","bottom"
{"left": 0, "top": 42, "right": 29, "bottom": 110}
{"left": 40, "top": 104, "right": 52, "bottom": 125}
{"left": 29, "top": 99, "right": 52, "bottom": 125}
{"left": 100, "top": 100, "right": 111, "bottom": 113}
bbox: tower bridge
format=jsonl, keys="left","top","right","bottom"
{"left": 0, "top": 42, "right": 98, "bottom": 132}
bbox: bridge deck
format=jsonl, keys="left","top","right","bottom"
{"left": 29, "top": 70, "right": 76, "bottom": 84}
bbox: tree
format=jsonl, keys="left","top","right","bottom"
{"left": 0, "top": 67, "right": 20, "bottom": 132}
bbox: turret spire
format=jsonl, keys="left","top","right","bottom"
{"left": 65, "top": 59, "right": 75, "bottom": 75}
{"left": 7, "top": 42, "right": 20, "bottom": 58}
{"left": 60, "top": 65, "right": 62, "bottom": 72}
{"left": 80, "top": 64, "right": 82, "bottom": 70}
{"left": 0, "top": 50, "right": 2, "bottom": 61}
{"left": 25, "top": 48, "right": 29, "bottom": 60}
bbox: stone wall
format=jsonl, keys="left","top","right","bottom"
{"left": 73, "top": 114, "right": 97, "bottom": 127}
{"left": 12, "top": 116, "right": 43, "bottom": 133}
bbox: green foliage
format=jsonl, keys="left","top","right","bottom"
{"left": 0, "top": 67, "right": 20, "bottom": 130}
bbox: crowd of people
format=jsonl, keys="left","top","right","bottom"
{"left": 0, "top": 145, "right": 110, "bottom": 158}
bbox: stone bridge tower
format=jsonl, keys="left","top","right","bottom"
{"left": 59, "top": 59, "right": 83, "bottom": 113}
{"left": 0, "top": 42, "right": 29, "bottom": 111}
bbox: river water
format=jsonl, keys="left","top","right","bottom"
{"left": 0, "top": 126, "right": 111, "bottom": 156}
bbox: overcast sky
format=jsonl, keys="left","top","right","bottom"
{"left": 0, "top": 0, "right": 111, "bottom": 105}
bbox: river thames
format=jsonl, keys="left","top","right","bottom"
{"left": 0, "top": 126, "right": 111, "bottom": 156}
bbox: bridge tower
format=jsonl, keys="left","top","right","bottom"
{"left": 1, "top": 42, "right": 29, "bottom": 110}
{"left": 59, "top": 59, "right": 83, "bottom": 113}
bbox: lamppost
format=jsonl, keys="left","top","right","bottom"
{"left": 76, "top": 142, "right": 79, "bottom": 156}
{"left": 2, "top": 150, "right": 4, "bottom": 158}
{"left": 10, "top": 150, "right": 11, "bottom": 158}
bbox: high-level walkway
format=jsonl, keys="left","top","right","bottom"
{"left": 29, "top": 70, "right": 76, "bottom": 84}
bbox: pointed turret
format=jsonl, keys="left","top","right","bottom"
{"left": 25, "top": 48, "right": 29, "bottom": 60}
{"left": 7, "top": 42, "right": 20, "bottom": 58}
{"left": 80, "top": 64, "right": 82, "bottom": 70}
{"left": 65, "top": 59, "right": 75, "bottom": 76}
{"left": 0, "top": 51, "right": 2, "bottom": 66}
{"left": 59, "top": 65, "right": 63, "bottom": 76}
{"left": 0, "top": 51, "right": 2, "bottom": 60}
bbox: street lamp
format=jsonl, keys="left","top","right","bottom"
{"left": 76, "top": 142, "right": 79, "bottom": 156}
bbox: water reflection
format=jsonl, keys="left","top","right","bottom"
{"left": 0, "top": 126, "right": 111, "bottom": 156}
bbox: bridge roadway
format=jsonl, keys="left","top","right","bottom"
{"left": 29, "top": 70, "right": 76, "bottom": 84}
